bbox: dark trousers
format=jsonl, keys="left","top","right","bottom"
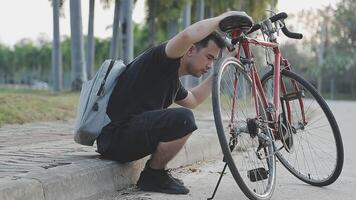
{"left": 96, "top": 107, "right": 197, "bottom": 163}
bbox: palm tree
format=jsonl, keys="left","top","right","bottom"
{"left": 108, "top": 0, "right": 136, "bottom": 62}
{"left": 204, "top": 0, "right": 278, "bottom": 19}
{"left": 241, "top": 0, "right": 278, "bottom": 20}
{"left": 156, "top": 0, "right": 186, "bottom": 39}
{"left": 146, "top": 0, "right": 184, "bottom": 46}
{"left": 69, "top": 0, "right": 87, "bottom": 90}
{"left": 86, "top": 0, "right": 95, "bottom": 79}
{"left": 181, "top": 1, "right": 192, "bottom": 88}
{"left": 182, "top": 0, "right": 191, "bottom": 28}
{"left": 147, "top": 0, "right": 157, "bottom": 47}
{"left": 51, "top": 0, "right": 64, "bottom": 92}
{"left": 196, "top": 0, "right": 204, "bottom": 21}
{"left": 196, "top": 0, "right": 205, "bottom": 85}
{"left": 122, "top": 0, "right": 134, "bottom": 64}
{"left": 109, "top": 0, "right": 121, "bottom": 59}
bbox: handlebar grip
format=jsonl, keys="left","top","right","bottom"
{"left": 246, "top": 12, "right": 303, "bottom": 40}
{"left": 247, "top": 12, "right": 287, "bottom": 34}
{"left": 269, "top": 12, "right": 288, "bottom": 23}
{"left": 281, "top": 26, "right": 303, "bottom": 39}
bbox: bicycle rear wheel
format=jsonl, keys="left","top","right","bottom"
{"left": 212, "top": 57, "right": 276, "bottom": 200}
{"left": 261, "top": 69, "right": 344, "bottom": 186}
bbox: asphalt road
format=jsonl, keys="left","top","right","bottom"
{"left": 99, "top": 100, "right": 356, "bottom": 200}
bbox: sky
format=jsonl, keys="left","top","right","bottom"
{"left": 0, "top": 0, "right": 339, "bottom": 47}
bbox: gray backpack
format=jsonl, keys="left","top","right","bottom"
{"left": 74, "top": 59, "right": 126, "bottom": 146}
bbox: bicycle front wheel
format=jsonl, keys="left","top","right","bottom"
{"left": 212, "top": 57, "right": 276, "bottom": 200}
{"left": 261, "top": 69, "right": 344, "bottom": 186}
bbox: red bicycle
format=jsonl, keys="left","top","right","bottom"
{"left": 210, "top": 12, "right": 344, "bottom": 200}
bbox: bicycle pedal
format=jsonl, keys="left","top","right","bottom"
{"left": 247, "top": 167, "right": 268, "bottom": 182}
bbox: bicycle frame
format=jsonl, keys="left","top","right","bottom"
{"left": 233, "top": 36, "right": 307, "bottom": 131}
{"left": 210, "top": 13, "right": 344, "bottom": 200}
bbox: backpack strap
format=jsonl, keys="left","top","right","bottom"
{"left": 97, "top": 60, "right": 115, "bottom": 96}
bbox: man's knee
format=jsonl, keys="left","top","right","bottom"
{"left": 152, "top": 108, "right": 198, "bottom": 143}
{"left": 171, "top": 108, "right": 197, "bottom": 130}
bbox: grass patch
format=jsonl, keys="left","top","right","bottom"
{"left": 0, "top": 89, "right": 79, "bottom": 126}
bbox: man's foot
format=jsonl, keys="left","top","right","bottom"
{"left": 143, "top": 159, "right": 184, "bottom": 185}
{"left": 136, "top": 167, "right": 189, "bottom": 194}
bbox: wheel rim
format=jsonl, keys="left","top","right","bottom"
{"left": 262, "top": 70, "right": 343, "bottom": 185}
{"left": 213, "top": 59, "right": 276, "bottom": 199}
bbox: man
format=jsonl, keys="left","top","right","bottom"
{"left": 96, "top": 11, "right": 251, "bottom": 194}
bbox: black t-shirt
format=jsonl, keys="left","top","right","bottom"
{"left": 107, "top": 43, "right": 188, "bottom": 122}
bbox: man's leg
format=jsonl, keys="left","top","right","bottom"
{"left": 149, "top": 133, "right": 192, "bottom": 169}
{"left": 137, "top": 132, "right": 193, "bottom": 194}
{"left": 98, "top": 108, "right": 197, "bottom": 164}
{"left": 135, "top": 108, "right": 197, "bottom": 194}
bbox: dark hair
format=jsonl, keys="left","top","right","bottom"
{"left": 194, "top": 32, "right": 226, "bottom": 50}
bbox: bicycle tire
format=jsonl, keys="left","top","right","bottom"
{"left": 261, "top": 69, "right": 344, "bottom": 186}
{"left": 212, "top": 56, "right": 276, "bottom": 200}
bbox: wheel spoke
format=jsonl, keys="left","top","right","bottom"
{"left": 213, "top": 58, "right": 276, "bottom": 199}
{"left": 261, "top": 70, "right": 343, "bottom": 186}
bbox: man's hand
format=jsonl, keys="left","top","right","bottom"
{"left": 166, "top": 11, "right": 252, "bottom": 59}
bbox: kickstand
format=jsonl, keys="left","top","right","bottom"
{"left": 207, "top": 161, "right": 228, "bottom": 200}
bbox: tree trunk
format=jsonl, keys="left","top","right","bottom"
{"left": 206, "top": 4, "right": 214, "bottom": 18}
{"left": 110, "top": 0, "right": 121, "bottom": 59}
{"left": 181, "top": 1, "right": 192, "bottom": 88}
{"left": 122, "top": 0, "right": 133, "bottom": 64}
{"left": 238, "top": 0, "right": 247, "bottom": 10}
{"left": 196, "top": 0, "right": 205, "bottom": 85}
{"left": 182, "top": 1, "right": 191, "bottom": 28}
{"left": 86, "top": 0, "right": 95, "bottom": 79}
{"left": 167, "top": 19, "right": 178, "bottom": 39}
{"left": 148, "top": 0, "right": 156, "bottom": 48}
{"left": 70, "top": 0, "right": 87, "bottom": 90}
{"left": 196, "top": 0, "right": 205, "bottom": 21}
{"left": 52, "top": 0, "right": 63, "bottom": 92}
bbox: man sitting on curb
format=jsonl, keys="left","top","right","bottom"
{"left": 96, "top": 11, "right": 251, "bottom": 194}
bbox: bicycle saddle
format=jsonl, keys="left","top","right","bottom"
{"left": 219, "top": 14, "right": 253, "bottom": 33}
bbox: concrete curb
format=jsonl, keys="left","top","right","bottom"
{"left": 0, "top": 126, "right": 222, "bottom": 200}
{"left": 0, "top": 178, "right": 44, "bottom": 200}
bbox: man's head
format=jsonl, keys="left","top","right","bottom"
{"left": 182, "top": 33, "right": 226, "bottom": 77}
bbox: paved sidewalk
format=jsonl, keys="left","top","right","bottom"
{"left": 0, "top": 112, "right": 221, "bottom": 200}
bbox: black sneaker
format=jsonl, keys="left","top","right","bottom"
{"left": 136, "top": 168, "right": 189, "bottom": 194}
{"left": 143, "top": 160, "right": 184, "bottom": 185}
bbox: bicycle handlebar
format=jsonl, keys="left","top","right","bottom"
{"left": 269, "top": 12, "right": 288, "bottom": 23}
{"left": 247, "top": 12, "right": 288, "bottom": 34}
{"left": 281, "top": 26, "right": 303, "bottom": 39}
{"left": 247, "top": 12, "right": 303, "bottom": 40}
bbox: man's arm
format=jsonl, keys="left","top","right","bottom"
{"left": 176, "top": 75, "right": 212, "bottom": 109}
{"left": 172, "top": 11, "right": 250, "bottom": 108}
{"left": 165, "top": 11, "right": 248, "bottom": 59}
